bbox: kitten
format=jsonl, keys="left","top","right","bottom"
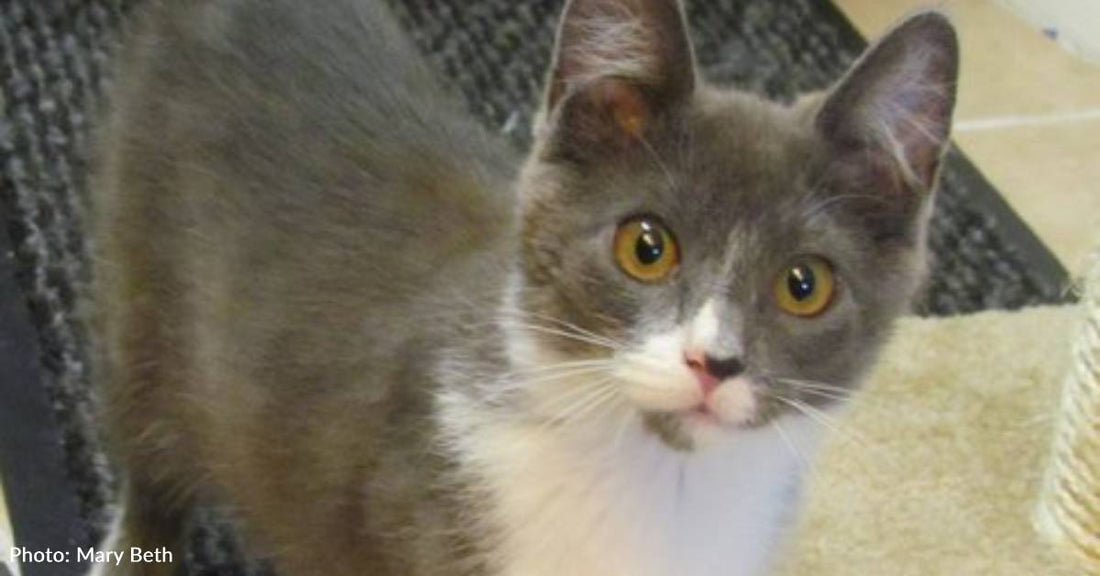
{"left": 91, "top": 1, "right": 958, "bottom": 575}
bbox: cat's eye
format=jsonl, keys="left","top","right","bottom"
{"left": 613, "top": 216, "right": 679, "bottom": 283}
{"left": 774, "top": 256, "right": 836, "bottom": 317}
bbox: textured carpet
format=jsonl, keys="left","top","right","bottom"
{"left": 0, "top": 0, "right": 1070, "bottom": 574}
{"left": 780, "top": 305, "right": 1081, "bottom": 576}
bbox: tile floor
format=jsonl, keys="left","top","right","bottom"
{"left": 1, "top": 1, "right": 1097, "bottom": 575}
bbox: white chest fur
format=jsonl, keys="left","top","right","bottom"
{"left": 440, "top": 393, "right": 823, "bottom": 576}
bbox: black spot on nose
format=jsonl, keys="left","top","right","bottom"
{"left": 705, "top": 355, "right": 745, "bottom": 380}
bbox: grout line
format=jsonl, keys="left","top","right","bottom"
{"left": 955, "top": 109, "right": 1100, "bottom": 132}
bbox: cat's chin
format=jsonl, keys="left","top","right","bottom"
{"left": 680, "top": 404, "right": 740, "bottom": 430}
{"left": 641, "top": 403, "right": 764, "bottom": 452}
{"left": 621, "top": 370, "right": 765, "bottom": 449}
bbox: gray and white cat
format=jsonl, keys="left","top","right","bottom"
{"left": 91, "top": 1, "right": 958, "bottom": 575}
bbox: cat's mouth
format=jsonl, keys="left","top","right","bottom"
{"left": 677, "top": 404, "right": 742, "bottom": 436}
{"left": 632, "top": 377, "right": 777, "bottom": 451}
{"left": 682, "top": 403, "right": 730, "bottom": 426}
{"left": 641, "top": 407, "right": 748, "bottom": 452}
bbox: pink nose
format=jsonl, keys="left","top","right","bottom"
{"left": 685, "top": 352, "right": 719, "bottom": 395}
{"left": 684, "top": 351, "right": 745, "bottom": 395}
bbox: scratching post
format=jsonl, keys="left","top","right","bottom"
{"left": 1036, "top": 252, "right": 1100, "bottom": 574}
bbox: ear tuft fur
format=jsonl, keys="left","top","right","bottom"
{"left": 538, "top": 0, "right": 695, "bottom": 146}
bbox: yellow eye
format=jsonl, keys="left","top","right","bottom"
{"left": 613, "top": 216, "right": 679, "bottom": 283}
{"left": 774, "top": 256, "right": 836, "bottom": 317}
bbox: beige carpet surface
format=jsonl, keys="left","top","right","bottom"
{"left": 781, "top": 305, "right": 1082, "bottom": 576}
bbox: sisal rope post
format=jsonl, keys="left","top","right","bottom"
{"left": 1036, "top": 252, "right": 1100, "bottom": 574}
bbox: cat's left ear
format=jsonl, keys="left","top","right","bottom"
{"left": 537, "top": 0, "right": 696, "bottom": 154}
{"left": 817, "top": 12, "right": 959, "bottom": 195}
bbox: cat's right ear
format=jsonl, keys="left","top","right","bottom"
{"left": 535, "top": 0, "right": 696, "bottom": 157}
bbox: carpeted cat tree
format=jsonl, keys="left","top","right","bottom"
{"left": 1036, "top": 250, "right": 1100, "bottom": 574}
{"left": 774, "top": 252, "right": 1100, "bottom": 576}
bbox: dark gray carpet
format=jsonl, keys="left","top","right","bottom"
{"left": 0, "top": 0, "right": 1069, "bottom": 574}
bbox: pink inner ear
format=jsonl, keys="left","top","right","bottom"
{"left": 556, "top": 77, "right": 653, "bottom": 150}
{"left": 603, "top": 80, "right": 650, "bottom": 138}
{"left": 547, "top": 0, "right": 662, "bottom": 112}
{"left": 543, "top": 0, "right": 696, "bottom": 120}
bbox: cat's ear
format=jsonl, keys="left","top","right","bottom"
{"left": 817, "top": 12, "right": 959, "bottom": 194}
{"left": 537, "top": 0, "right": 696, "bottom": 152}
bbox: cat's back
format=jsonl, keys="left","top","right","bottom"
{"left": 97, "top": 0, "right": 516, "bottom": 352}
{"left": 102, "top": 0, "right": 514, "bottom": 253}
{"left": 94, "top": 3, "right": 515, "bottom": 561}
{"left": 94, "top": 1, "right": 515, "bottom": 571}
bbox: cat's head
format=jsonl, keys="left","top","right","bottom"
{"left": 506, "top": 0, "right": 957, "bottom": 449}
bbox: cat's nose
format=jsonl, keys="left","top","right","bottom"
{"left": 705, "top": 355, "right": 746, "bottom": 380}
{"left": 684, "top": 352, "right": 745, "bottom": 394}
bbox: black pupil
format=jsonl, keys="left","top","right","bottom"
{"left": 635, "top": 225, "right": 664, "bottom": 266}
{"left": 787, "top": 265, "right": 816, "bottom": 301}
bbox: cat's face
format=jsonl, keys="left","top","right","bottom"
{"left": 507, "top": 0, "right": 957, "bottom": 450}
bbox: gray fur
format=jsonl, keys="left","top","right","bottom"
{"left": 92, "top": 0, "right": 957, "bottom": 575}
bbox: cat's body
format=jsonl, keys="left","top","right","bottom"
{"left": 92, "top": 1, "right": 958, "bottom": 575}
{"left": 95, "top": 2, "right": 515, "bottom": 574}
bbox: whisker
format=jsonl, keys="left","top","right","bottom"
{"left": 772, "top": 394, "right": 906, "bottom": 476}
{"left": 615, "top": 354, "right": 683, "bottom": 375}
{"left": 774, "top": 376, "right": 920, "bottom": 416}
{"left": 542, "top": 378, "right": 618, "bottom": 428}
{"left": 772, "top": 419, "right": 809, "bottom": 470}
{"left": 501, "top": 364, "right": 614, "bottom": 389}
{"left": 498, "top": 320, "right": 622, "bottom": 351}
{"left": 790, "top": 387, "right": 854, "bottom": 405}
{"left": 561, "top": 384, "right": 621, "bottom": 426}
{"left": 774, "top": 377, "right": 854, "bottom": 393}
{"left": 507, "top": 310, "right": 625, "bottom": 349}
{"left": 543, "top": 380, "right": 615, "bottom": 416}
{"left": 637, "top": 132, "right": 678, "bottom": 194}
{"left": 801, "top": 192, "right": 891, "bottom": 222}
{"left": 786, "top": 397, "right": 844, "bottom": 435}
{"left": 500, "top": 359, "right": 615, "bottom": 379}
{"left": 772, "top": 395, "right": 872, "bottom": 469}
{"left": 774, "top": 396, "right": 866, "bottom": 447}
{"left": 779, "top": 380, "right": 856, "bottom": 400}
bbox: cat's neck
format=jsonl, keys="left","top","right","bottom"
{"left": 433, "top": 283, "right": 825, "bottom": 576}
{"left": 436, "top": 375, "right": 822, "bottom": 576}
